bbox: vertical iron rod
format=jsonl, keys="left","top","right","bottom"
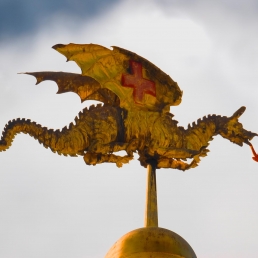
{"left": 144, "top": 162, "right": 158, "bottom": 227}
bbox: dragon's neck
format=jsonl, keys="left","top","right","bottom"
{"left": 123, "top": 111, "right": 223, "bottom": 153}
{"left": 183, "top": 114, "right": 225, "bottom": 151}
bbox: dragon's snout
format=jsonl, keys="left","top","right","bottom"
{"left": 244, "top": 131, "right": 258, "bottom": 145}
{"left": 230, "top": 129, "right": 258, "bottom": 147}
{"left": 219, "top": 106, "right": 257, "bottom": 147}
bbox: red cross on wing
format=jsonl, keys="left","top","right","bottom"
{"left": 121, "top": 61, "right": 156, "bottom": 104}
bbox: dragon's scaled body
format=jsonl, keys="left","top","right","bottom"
{"left": 0, "top": 44, "right": 257, "bottom": 170}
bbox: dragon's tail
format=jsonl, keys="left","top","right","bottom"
{"left": 0, "top": 118, "right": 86, "bottom": 156}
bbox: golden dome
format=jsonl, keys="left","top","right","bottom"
{"left": 105, "top": 227, "right": 197, "bottom": 258}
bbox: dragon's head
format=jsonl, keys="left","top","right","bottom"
{"left": 218, "top": 106, "right": 258, "bottom": 146}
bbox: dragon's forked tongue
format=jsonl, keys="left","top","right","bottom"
{"left": 250, "top": 144, "right": 258, "bottom": 162}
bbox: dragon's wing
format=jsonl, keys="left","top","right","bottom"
{"left": 25, "top": 71, "right": 120, "bottom": 106}
{"left": 27, "top": 43, "right": 183, "bottom": 111}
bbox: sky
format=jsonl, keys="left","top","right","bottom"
{"left": 0, "top": 0, "right": 258, "bottom": 257}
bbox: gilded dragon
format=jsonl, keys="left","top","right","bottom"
{"left": 0, "top": 44, "right": 257, "bottom": 170}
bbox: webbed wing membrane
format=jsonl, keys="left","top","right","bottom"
{"left": 25, "top": 71, "right": 120, "bottom": 106}
{"left": 53, "top": 43, "right": 182, "bottom": 111}
{"left": 26, "top": 43, "right": 183, "bottom": 111}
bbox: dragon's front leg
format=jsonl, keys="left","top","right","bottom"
{"left": 83, "top": 152, "right": 133, "bottom": 167}
{"left": 84, "top": 140, "right": 134, "bottom": 167}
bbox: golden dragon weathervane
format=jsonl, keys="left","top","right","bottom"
{"left": 0, "top": 43, "right": 257, "bottom": 169}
